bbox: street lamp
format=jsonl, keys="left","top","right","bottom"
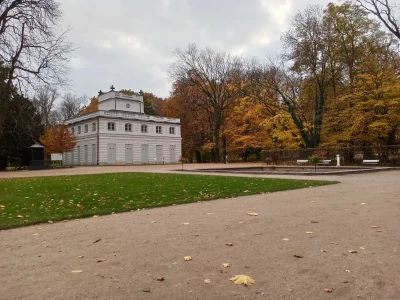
{"left": 272, "top": 136, "right": 278, "bottom": 149}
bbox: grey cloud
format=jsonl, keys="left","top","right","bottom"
{"left": 60, "top": 0, "right": 336, "bottom": 98}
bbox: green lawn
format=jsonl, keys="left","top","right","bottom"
{"left": 0, "top": 173, "right": 336, "bottom": 229}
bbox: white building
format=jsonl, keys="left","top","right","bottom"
{"left": 62, "top": 89, "right": 181, "bottom": 166}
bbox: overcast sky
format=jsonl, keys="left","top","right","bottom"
{"left": 60, "top": 0, "right": 338, "bottom": 99}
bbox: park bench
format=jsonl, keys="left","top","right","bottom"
{"left": 362, "top": 159, "right": 379, "bottom": 165}
{"left": 317, "top": 160, "right": 332, "bottom": 165}
{"left": 297, "top": 160, "right": 308, "bottom": 164}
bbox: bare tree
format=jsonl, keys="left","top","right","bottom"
{"left": 0, "top": 0, "right": 74, "bottom": 93}
{"left": 355, "top": 0, "right": 400, "bottom": 40}
{"left": 169, "top": 44, "right": 243, "bottom": 162}
{"left": 58, "top": 93, "right": 86, "bottom": 121}
{"left": 32, "top": 85, "right": 59, "bottom": 127}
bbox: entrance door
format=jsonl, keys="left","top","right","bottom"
{"left": 84, "top": 145, "right": 88, "bottom": 165}
{"left": 170, "top": 145, "right": 176, "bottom": 163}
{"left": 77, "top": 146, "right": 81, "bottom": 165}
{"left": 125, "top": 144, "right": 133, "bottom": 164}
{"left": 92, "top": 144, "right": 96, "bottom": 165}
{"left": 141, "top": 144, "right": 148, "bottom": 163}
{"left": 108, "top": 143, "right": 116, "bottom": 165}
{"left": 156, "top": 145, "right": 163, "bottom": 163}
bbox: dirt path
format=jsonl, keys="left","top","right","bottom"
{"left": 0, "top": 168, "right": 399, "bottom": 300}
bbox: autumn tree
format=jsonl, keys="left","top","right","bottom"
{"left": 80, "top": 96, "right": 98, "bottom": 115}
{"left": 40, "top": 124, "right": 76, "bottom": 154}
{"left": 169, "top": 44, "right": 244, "bottom": 162}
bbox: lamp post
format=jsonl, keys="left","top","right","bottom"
{"left": 272, "top": 136, "right": 278, "bottom": 149}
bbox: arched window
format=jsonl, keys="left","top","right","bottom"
{"left": 125, "top": 123, "right": 132, "bottom": 132}
{"left": 107, "top": 122, "right": 116, "bottom": 131}
{"left": 78, "top": 126, "right": 81, "bottom": 134}
{"left": 92, "top": 122, "right": 96, "bottom": 132}
{"left": 84, "top": 124, "right": 88, "bottom": 133}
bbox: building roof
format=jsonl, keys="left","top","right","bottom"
{"left": 29, "top": 143, "right": 44, "bottom": 148}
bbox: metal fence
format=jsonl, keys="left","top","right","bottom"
{"left": 261, "top": 145, "right": 400, "bottom": 166}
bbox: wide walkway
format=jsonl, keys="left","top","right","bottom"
{"left": 0, "top": 165, "right": 399, "bottom": 299}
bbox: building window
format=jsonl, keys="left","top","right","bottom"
{"left": 92, "top": 122, "right": 96, "bottom": 132}
{"left": 78, "top": 126, "right": 81, "bottom": 134}
{"left": 156, "top": 126, "right": 162, "bottom": 134}
{"left": 108, "top": 122, "right": 116, "bottom": 131}
{"left": 125, "top": 123, "right": 132, "bottom": 132}
{"left": 141, "top": 125, "right": 148, "bottom": 133}
{"left": 84, "top": 124, "right": 88, "bottom": 133}
{"left": 71, "top": 127, "right": 75, "bottom": 135}
{"left": 169, "top": 127, "right": 175, "bottom": 134}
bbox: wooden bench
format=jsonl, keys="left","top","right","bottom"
{"left": 317, "top": 160, "right": 332, "bottom": 165}
{"left": 297, "top": 160, "right": 308, "bottom": 164}
{"left": 362, "top": 160, "right": 379, "bottom": 165}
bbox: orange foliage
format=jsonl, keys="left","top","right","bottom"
{"left": 80, "top": 97, "right": 98, "bottom": 115}
{"left": 39, "top": 124, "right": 76, "bottom": 154}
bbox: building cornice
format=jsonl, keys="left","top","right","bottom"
{"left": 64, "top": 111, "right": 180, "bottom": 125}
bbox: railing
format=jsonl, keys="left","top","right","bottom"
{"left": 64, "top": 111, "right": 180, "bottom": 124}
{"left": 261, "top": 145, "right": 400, "bottom": 166}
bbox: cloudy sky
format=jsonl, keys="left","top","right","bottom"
{"left": 60, "top": 0, "right": 338, "bottom": 99}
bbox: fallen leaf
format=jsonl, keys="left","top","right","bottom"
{"left": 230, "top": 275, "right": 255, "bottom": 286}
{"left": 97, "top": 259, "right": 106, "bottom": 262}
{"left": 157, "top": 277, "right": 165, "bottom": 281}
{"left": 282, "top": 238, "right": 290, "bottom": 241}
{"left": 93, "top": 238, "right": 102, "bottom": 243}
{"left": 294, "top": 255, "right": 303, "bottom": 258}
{"left": 93, "top": 215, "right": 99, "bottom": 218}
{"left": 142, "top": 288, "right": 150, "bottom": 292}
{"left": 345, "top": 270, "right": 351, "bottom": 273}
{"left": 204, "top": 279, "right": 211, "bottom": 284}
{"left": 321, "top": 249, "right": 327, "bottom": 252}
{"left": 16, "top": 215, "right": 24, "bottom": 218}
{"left": 348, "top": 250, "right": 358, "bottom": 253}
{"left": 370, "top": 225, "right": 379, "bottom": 228}
{"left": 71, "top": 270, "right": 83, "bottom": 273}
{"left": 226, "top": 243, "right": 234, "bottom": 246}
{"left": 223, "top": 263, "right": 230, "bottom": 268}
{"left": 306, "top": 232, "right": 314, "bottom": 234}
{"left": 324, "top": 288, "right": 333, "bottom": 293}
{"left": 78, "top": 255, "right": 84, "bottom": 258}
{"left": 239, "top": 221, "right": 244, "bottom": 224}
{"left": 182, "top": 222, "right": 190, "bottom": 225}
{"left": 184, "top": 256, "right": 192, "bottom": 261}
{"left": 247, "top": 212, "right": 259, "bottom": 216}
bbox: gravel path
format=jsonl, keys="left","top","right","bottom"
{"left": 0, "top": 166, "right": 399, "bottom": 299}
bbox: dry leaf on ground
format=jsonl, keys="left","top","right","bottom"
{"left": 230, "top": 275, "right": 255, "bottom": 286}
{"left": 71, "top": 270, "right": 83, "bottom": 273}
{"left": 324, "top": 288, "right": 333, "bottom": 293}
{"left": 306, "top": 232, "right": 314, "bottom": 234}
{"left": 97, "top": 259, "right": 106, "bottom": 262}
{"left": 370, "top": 225, "right": 379, "bottom": 228}
{"left": 78, "top": 255, "right": 84, "bottom": 258}
{"left": 182, "top": 223, "right": 190, "bottom": 225}
{"left": 93, "top": 215, "right": 99, "bottom": 218}
{"left": 226, "top": 243, "right": 234, "bottom": 246}
{"left": 294, "top": 255, "right": 304, "bottom": 258}
{"left": 348, "top": 250, "right": 358, "bottom": 253}
{"left": 282, "top": 238, "right": 290, "bottom": 241}
{"left": 204, "top": 279, "right": 211, "bottom": 284}
{"left": 157, "top": 277, "right": 165, "bottom": 281}
{"left": 247, "top": 212, "right": 259, "bottom": 216}
{"left": 223, "top": 263, "right": 230, "bottom": 268}
{"left": 184, "top": 256, "right": 192, "bottom": 261}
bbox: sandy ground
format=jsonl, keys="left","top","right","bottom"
{"left": 0, "top": 165, "right": 399, "bottom": 300}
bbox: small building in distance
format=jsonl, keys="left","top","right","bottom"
{"left": 62, "top": 88, "right": 181, "bottom": 165}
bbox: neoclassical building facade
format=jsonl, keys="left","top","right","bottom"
{"left": 62, "top": 89, "right": 181, "bottom": 166}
